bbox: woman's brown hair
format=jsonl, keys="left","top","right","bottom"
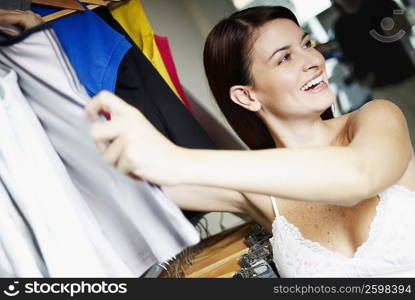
{"left": 203, "top": 6, "right": 333, "bottom": 149}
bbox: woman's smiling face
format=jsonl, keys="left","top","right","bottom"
{"left": 247, "top": 18, "right": 335, "bottom": 120}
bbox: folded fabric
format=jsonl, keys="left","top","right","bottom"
{"left": 0, "top": 24, "right": 200, "bottom": 277}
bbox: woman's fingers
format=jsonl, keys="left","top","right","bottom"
{"left": 86, "top": 91, "right": 184, "bottom": 185}
{"left": 0, "top": 10, "right": 43, "bottom": 32}
{"left": 127, "top": 173, "right": 143, "bottom": 181}
{"left": 90, "top": 120, "right": 124, "bottom": 154}
{"left": 90, "top": 120, "right": 123, "bottom": 143}
{"left": 102, "top": 136, "right": 126, "bottom": 167}
{"left": 116, "top": 150, "right": 136, "bottom": 176}
{"left": 86, "top": 91, "right": 116, "bottom": 121}
{"left": 0, "top": 9, "right": 42, "bottom": 19}
{"left": 86, "top": 91, "right": 133, "bottom": 121}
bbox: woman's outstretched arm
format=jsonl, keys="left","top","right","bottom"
{"left": 175, "top": 100, "right": 412, "bottom": 205}
{"left": 162, "top": 185, "right": 273, "bottom": 231}
{"left": 87, "top": 92, "right": 412, "bottom": 206}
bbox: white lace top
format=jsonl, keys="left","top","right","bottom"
{"left": 270, "top": 185, "right": 415, "bottom": 277}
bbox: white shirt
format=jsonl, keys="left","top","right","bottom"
{"left": 0, "top": 25, "right": 200, "bottom": 277}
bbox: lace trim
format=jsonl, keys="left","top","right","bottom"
{"left": 391, "top": 184, "right": 415, "bottom": 195}
{"left": 272, "top": 187, "right": 390, "bottom": 260}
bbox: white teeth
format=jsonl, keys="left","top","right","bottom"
{"left": 301, "top": 75, "right": 324, "bottom": 91}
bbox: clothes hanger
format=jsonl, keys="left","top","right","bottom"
{"left": 41, "top": 0, "right": 120, "bottom": 22}
{"left": 32, "top": 0, "right": 85, "bottom": 11}
{"left": 80, "top": 0, "right": 118, "bottom": 5}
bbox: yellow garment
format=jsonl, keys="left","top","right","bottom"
{"left": 110, "top": 0, "right": 182, "bottom": 100}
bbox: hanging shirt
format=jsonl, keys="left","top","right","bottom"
{"left": 31, "top": 4, "right": 131, "bottom": 96}
{"left": 93, "top": 7, "right": 217, "bottom": 222}
{"left": 94, "top": 7, "right": 216, "bottom": 151}
{"left": 109, "top": 0, "right": 183, "bottom": 103}
{"left": 0, "top": 24, "right": 200, "bottom": 277}
{"left": 155, "top": 34, "right": 191, "bottom": 111}
{"left": 0, "top": 172, "right": 45, "bottom": 277}
{"left": 0, "top": 66, "right": 134, "bottom": 277}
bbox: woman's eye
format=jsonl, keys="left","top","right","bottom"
{"left": 303, "top": 40, "right": 312, "bottom": 49}
{"left": 279, "top": 54, "right": 291, "bottom": 64}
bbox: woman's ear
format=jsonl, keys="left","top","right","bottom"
{"left": 229, "top": 85, "right": 261, "bottom": 112}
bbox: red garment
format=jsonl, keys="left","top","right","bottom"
{"left": 154, "top": 35, "right": 191, "bottom": 111}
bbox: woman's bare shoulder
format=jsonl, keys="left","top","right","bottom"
{"left": 345, "top": 99, "right": 415, "bottom": 190}
{"left": 348, "top": 99, "right": 405, "bottom": 123}
{"left": 334, "top": 99, "right": 408, "bottom": 142}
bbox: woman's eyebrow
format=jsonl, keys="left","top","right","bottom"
{"left": 267, "top": 32, "right": 309, "bottom": 61}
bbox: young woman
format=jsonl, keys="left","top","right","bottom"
{"left": 86, "top": 6, "right": 415, "bottom": 277}
{"left": 4, "top": 6, "right": 415, "bottom": 277}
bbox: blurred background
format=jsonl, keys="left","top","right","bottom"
{"left": 139, "top": 0, "right": 415, "bottom": 236}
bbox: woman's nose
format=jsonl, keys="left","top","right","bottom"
{"left": 301, "top": 50, "right": 323, "bottom": 72}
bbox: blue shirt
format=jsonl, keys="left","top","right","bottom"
{"left": 32, "top": 4, "right": 131, "bottom": 96}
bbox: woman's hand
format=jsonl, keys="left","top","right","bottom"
{"left": 0, "top": 9, "right": 43, "bottom": 35}
{"left": 86, "top": 91, "right": 187, "bottom": 186}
